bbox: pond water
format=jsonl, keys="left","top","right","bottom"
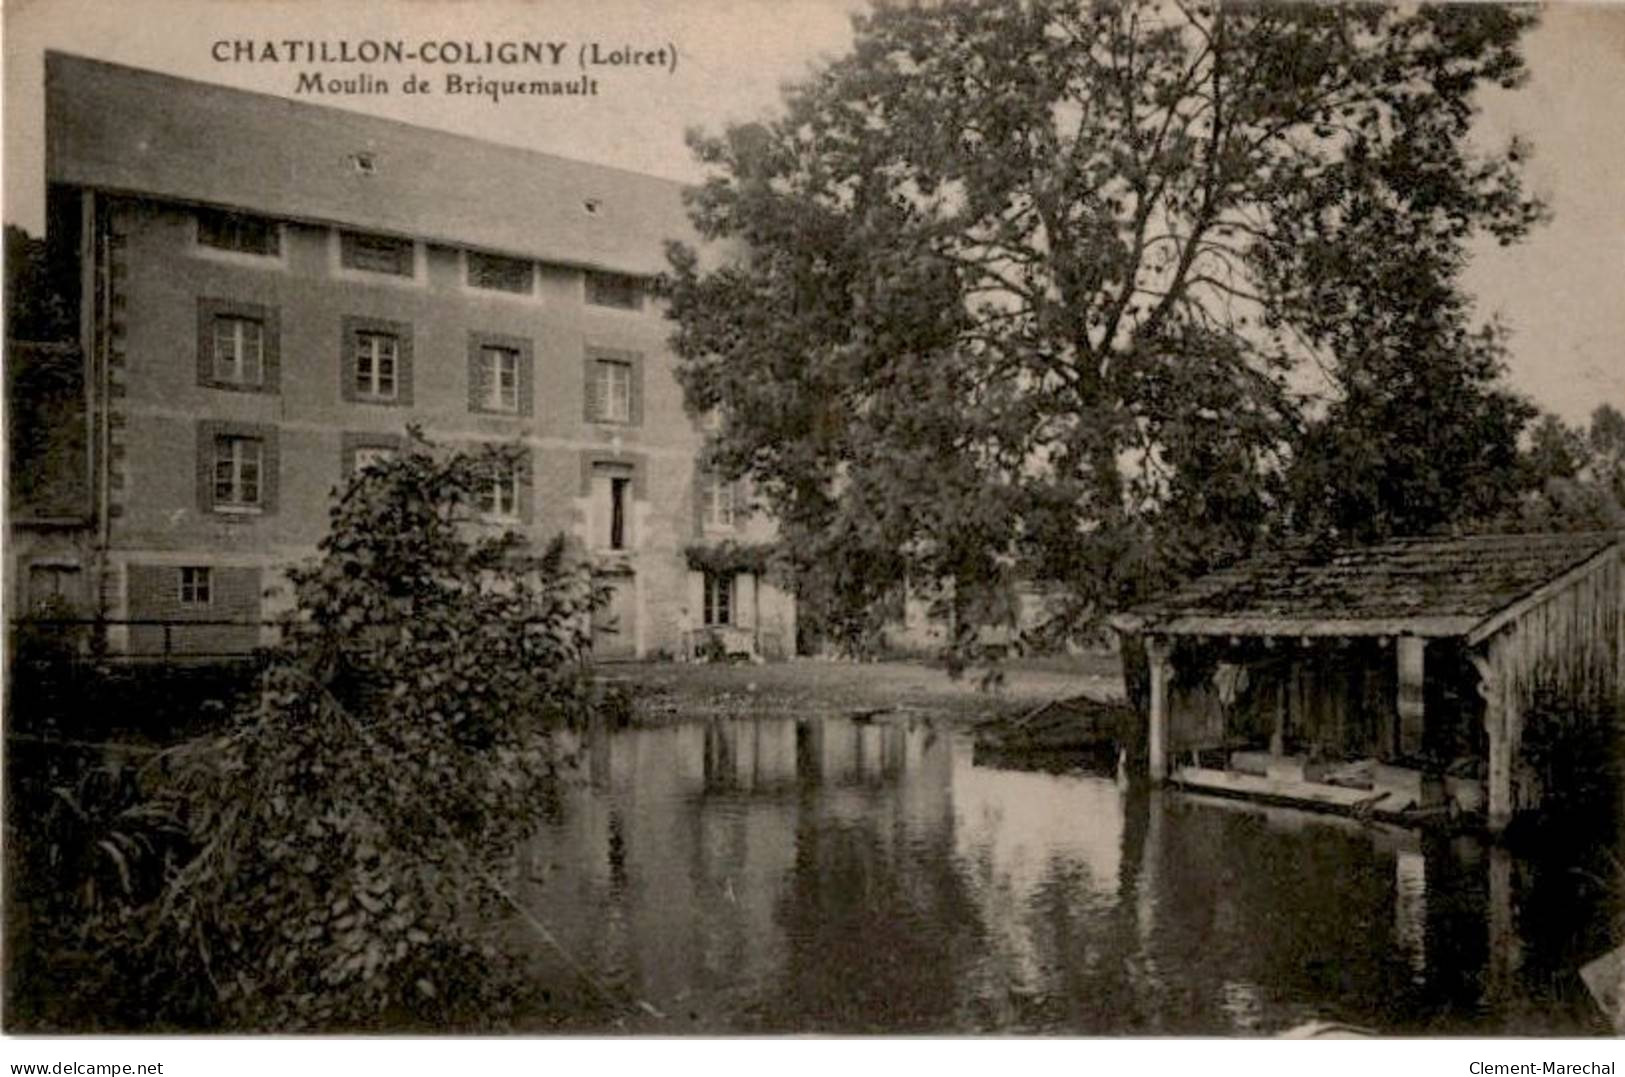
{"left": 516, "top": 715, "right": 1621, "bottom": 1035}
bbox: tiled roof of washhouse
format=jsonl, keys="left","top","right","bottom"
{"left": 44, "top": 52, "right": 698, "bottom": 276}
{"left": 1113, "top": 531, "right": 1623, "bottom": 640}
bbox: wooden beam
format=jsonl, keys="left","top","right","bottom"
{"left": 1466, "top": 543, "right": 1622, "bottom": 647}
{"left": 1147, "top": 635, "right": 1172, "bottom": 782}
{"left": 1397, "top": 637, "right": 1426, "bottom": 759}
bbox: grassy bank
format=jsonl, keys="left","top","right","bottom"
{"left": 603, "top": 653, "right": 1125, "bottom": 725}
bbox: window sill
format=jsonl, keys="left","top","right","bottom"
{"left": 199, "top": 379, "right": 275, "bottom": 394}
{"left": 212, "top": 505, "right": 264, "bottom": 517}
{"left": 192, "top": 244, "right": 288, "bottom": 271}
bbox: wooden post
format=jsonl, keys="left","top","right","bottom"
{"left": 1471, "top": 651, "right": 1512, "bottom": 832}
{"left": 1147, "top": 635, "right": 1172, "bottom": 781}
{"left": 1270, "top": 660, "right": 1289, "bottom": 757}
{"left": 1397, "top": 636, "right": 1427, "bottom": 759}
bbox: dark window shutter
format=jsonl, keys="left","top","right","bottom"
{"left": 262, "top": 307, "right": 281, "bottom": 392}
{"left": 340, "top": 322, "right": 357, "bottom": 402}
{"left": 196, "top": 302, "right": 213, "bottom": 387}
{"left": 583, "top": 358, "right": 601, "bottom": 421}
{"left": 196, "top": 423, "right": 214, "bottom": 513}
{"left": 261, "top": 428, "right": 280, "bottom": 514}
{"left": 468, "top": 344, "right": 488, "bottom": 413}
{"left": 396, "top": 330, "right": 414, "bottom": 407}
{"left": 693, "top": 469, "right": 705, "bottom": 538}
{"left": 630, "top": 356, "right": 644, "bottom": 427}
{"left": 519, "top": 447, "right": 535, "bottom": 525}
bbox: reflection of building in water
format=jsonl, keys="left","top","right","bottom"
{"left": 523, "top": 718, "right": 1587, "bottom": 1033}
{"left": 789, "top": 717, "right": 920, "bottom": 791}
{"left": 525, "top": 717, "right": 955, "bottom": 1021}
{"left": 1394, "top": 848, "right": 1428, "bottom": 980}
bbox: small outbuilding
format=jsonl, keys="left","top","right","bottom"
{"left": 1111, "top": 531, "right": 1624, "bottom": 830}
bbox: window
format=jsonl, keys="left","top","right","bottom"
{"left": 353, "top": 446, "right": 396, "bottom": 473}
{"left": 178, "top": 566, "right": 212, "bottom": 606}
{"left": 343, "top": 317, "right": 412, "bottom": 406}
{"left": 27, "top": 564, "right": 80, "bottom": 611}
{"left": 480, "top": 459, "right": 521, "bottom": 521}
{"left": 592, "top": 359, "right": 631, "bottom": 423}
{"left": 468, "top": 251, "right": 532, "bottom": 294}
{"left": 212, "top": 316, "right": 264, "bottom": 386}
{"left": 355, "top": 332, "right": 398, "bottom": 400}
{"left": 342, "top": 433, "right": 404, "bottom": 478}
{"left": 198, "top": 299, "right": 278, "bottom": 392}
{"left": 481, "top": 347, "right": 520, "bottom": 413}
{"left": 703, "top": 572, "right": 734, "bottom": 627}
{"left": 590, "top": 466, "right": 634, "bottom": 549}
{"left": 585, "top": 271, "right": 643, "bottom": 310}
{"left": 213, "top": 435, "right": 263, "bottom": 510}
{"left": 702, "top": 476, "right": 737, "bottom": 529}
{"left": 197, "top": 209, "right": 279, "bottom": 256}
{"left": 340, "top": 230, "right": 414, "bottom": 276}
{"left": 609, "top": 477, "right": 630, "bottom": 550}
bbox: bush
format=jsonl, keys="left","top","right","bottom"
{"left": 72, "top": 436, "right": 602, "bottom": 1030}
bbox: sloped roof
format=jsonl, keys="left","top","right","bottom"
{"left": 44, "top": 52, "right": 700, "bottom": 275}
{"left": 1113, "top": 531, "right": 1623, "bottom": 640}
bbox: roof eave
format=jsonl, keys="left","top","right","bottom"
{"left": 1463, "top": 540, "right": 1624, "bottom": 647}
{"left": 1118, "top": 615, "right": 1483, "bottom": 640}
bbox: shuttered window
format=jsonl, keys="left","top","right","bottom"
{"left": 703, "top": 572, "right": 734, "bottom": 627}
{"left": 197, "top": 210, "right": 279, "bottom": 256}
{"left": 353, "top": 447, "right": 396, "bottom": 473}
{"left": 213, "top": 436, "right": 262, "bottom": 510}
{"left": 586, "top": 359, "right": 631, "bottom": 422}
{"left": 585, "top": 271, "right": 643, "bottom": 310}
{"left": 355, "top": 333, "right": 398, "bottom": 400}
{"left": 481, "top": 347, "right": 520, "bottom": 413}
{"left": 197, "top": 299, "right": 279, "bottom": 393}
{"left": 340, "top": 231, "right": 414, "bottom": 276}
{"left": 479, "top": 458, "right": 521, "bottom": 521}
{"left": 702, "top": 475, "right": 737, "bottom": 529}
{"left": 212, "top": 316, "right": 264, "bottom": 386}
{"left": 178, "top": 567, "right": 212, "bottom": 607}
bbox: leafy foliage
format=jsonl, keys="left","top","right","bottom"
{"left": 83, "top": 436, "right": 599, "bottom": 1029}
{"left": 1500, "top": 404, "right": 1625, "bottom": 532}
{"left": 663, "top": 0, "right": 1546, "bottom": 650}
{"left": 4, "top": 224, "right": 76, "bottom": 342}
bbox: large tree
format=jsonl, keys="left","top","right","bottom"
{"left": 664, "top": 0, "right": 1545, "bottom": 652}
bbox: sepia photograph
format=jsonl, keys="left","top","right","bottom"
{"left": 2, "top": 0, "right": 1623, "bottom": 1056}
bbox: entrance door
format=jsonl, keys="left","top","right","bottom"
{"left": 592, "top": 575, "right": 638, "bottom": 659}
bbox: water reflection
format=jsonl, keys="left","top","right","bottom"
{"left": 522, "top": 716, "right": 1618, "bottom": 1034}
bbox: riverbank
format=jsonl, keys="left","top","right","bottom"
{"left": 602, "top": 653, "right": 1126, "bottom": 726}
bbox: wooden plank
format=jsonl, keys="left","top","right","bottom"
{"left": 1172, "top": 766, "right": 1383, "bottom": 810}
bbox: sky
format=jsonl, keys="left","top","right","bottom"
{"left": 4, "top": 0, "right": 1622, "bottom": 426}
